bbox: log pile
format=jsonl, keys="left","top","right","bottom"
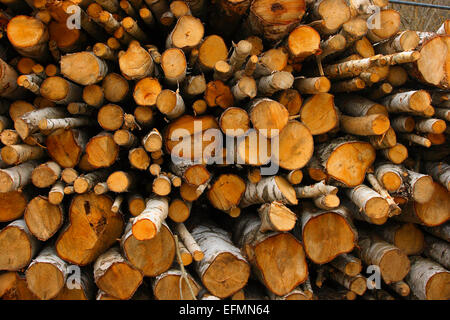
{"left": 0, "top": 0, "right": 449, "bottom": 301}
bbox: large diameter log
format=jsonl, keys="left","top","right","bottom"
{"left": 119, "top": 41, "right": 154, "bottom": 80}
{"left": 395, "top": 182, "right": 449, "bottom": 227}
{"left": 121, "top": 220, "right": 175, "bottom": 277}
{"left": 94, "top": 246, "right": 143, "bottom": 300}
{"left": 0, "top": 219, "right": 40, "bottom": 271}
{"left": 404, "top": 33, "right": 449, "bottom": 89}
{"left": 374, "top": 221, "right": 424, "bottom": 256}
{"left": 207, "top": 174, "right": 246, "bottom": 217}
{"left": 24, "top": 196, "right": 64, "bottom": 241}
{"left": 0, "top": 190, "right": 28, "bottom": 222}
{"left": 315, "top": 136, "right": 376, "bottom": 187}
{"left": 233, "top": 214, "right": 308, "bottom": 296}
{"left": 298, "top": 204, "right": 358, "bottom": 264}
{"left": 357, "top": 230, "right": 410, "bottom": 284}
{"left": 166, "top": 15, "right": 204, "bottom": 51}
{"left": 192, "top": 224, "right": 250, "bottom": 298}
{"left": 405, "top": 256, "right": 450, "bottom": 300}
{"left": 60, "top": 52, "right": 108, "bottom": 85}
{"left": 299, "top": 93, "right": 338, "bottom": 135}
{"left": 85, "top": 132, "right": 119, "bottom": 168}
{"left": 6, "top": 15, "right": 49, "bottom": 60}
{"left": 25, "top": 246, "right": 69, "bottom": 300}
{"left": 55, "top": 193, "right": 124, "bottom": 266}
{"left": 46, "top": 129, "right": 88, "bottom": 168}
{"left": 152, "top": 269, "right": 201, "bottom": 300}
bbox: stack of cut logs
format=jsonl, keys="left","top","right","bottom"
{"left": 0, "top": 0, "right": 449, "bottom": 301}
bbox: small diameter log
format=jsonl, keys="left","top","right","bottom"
{"left": 381, "top": 90, "right": 431, "bottom": 115}
{"left": 391, "top": 116, "right": 415, "bottom": 133}
{"left": 330, "top": 253, "right": 362, "bottom": 277}
{"left": 55, "top": 193, "right": 124, "bottom": 266}
{"left": 132, "top": 196, "right": 169, "bottom": 240}
{"left": 152, "top": 173, "right": 172, "bottom": 196}
{"left": 315, "top": 136, "right": 376, "bottom": 187}
{"left": 374, "top": 221, "right": 424, "bottom": 256}
{"left": 166, "top": 15, "right": 204, "bottom": 51}
{"left": 248, "top": 98, "right": 288, "bottom": 138}
{"left": 325, "top": 266, "right": 367, "bottom": 296}
{"left": 207, "top": 174, "right": 246, "bottom": 217}
{"left": 17, "top": 74, "right": 42, "bottom": 95}
{"left": 258, "top": 201, "right": 297, "bottom": 232}
{"left": 366, "top": 9, "right": 401, "bottom": 43}
{"left": 425, "top": 161, "right": 450, "bottom": 191}
{"left": 369, "top": 127, "right": 397, "bottom": 150}
{"left": 85, "top": 132, "right": 119, "bottom": 168}
{"left": 213, "top": 61, "right": 232, "bottom": 82}
{"left": 0, "top": 130, "right": 20, "bottom": 146}
{"left": 405, "top": 256, "right": 450, "bottom": 300}
{"left": 197, "top": 35, "right": 228, "bottom": 72}
{"left": 14, "top": 106, "right": 67, "bottom": 139}
{"left": 175, "top": 223, "right": 204, "bottom": 261}
{"left": 107, "top": 171, "right": 135, "bottom": 193}
{"left": 168, "top": 198, "right": 191, "bottom": 223}
{"left": 313, "top": 194, "right": 340, "bottom": 210}
{"left": 287, "top": 25, "right": 321, "bottom": 61}
{"left": 286, "top": 169, "right": 303, "bottom": 185}
{"left": 102, "top": 73, "right": 130, "bottom": 103}
{"left": 294, "top": 77, "right": 330, "bottom": 94}
{"left": 233, "top": 213, "right": 307, "bottom": 296}
{"left": 0, "top": 189, "right": 28, "bottom": 222}
{"left": 330, "top": 77, "right": 365, "bottom": 93}
{"left": 93, "top": 246, "right": 143, "bottom": 300}
{"left": 115, "top": 130, "right": 137, "bottom": 148}
{"left": 275, "top": 89, "right": 302, "bottom": 116}
{"left": 94, "top": 182, "right": 109, "bottom": 195}
{"left": 229, "top": 40, "right": 252, "bottom": 72}
{"left": 60, "top": 52, "right": 108, "bottom": 86}
{"left": 1, "top": 144, "right": 45, "bottom": 166}
{"left": 46, "top": 129, "right": 88, "bottom": 168}
{"left": 127, "top": 194, "right": 146, "bottom": 217}
{"left": 74, "top": 170, "right": 109, "bottom": 194}
{"left": 6, "top": 15, "right": 49, "bottom": 60}
{"left": 156, "top": 89, "right": 185, "bottom": 119}
{"left": 133, "top": 77, "right": 162, "bottom": 106}
{"left": 320, "top": 34, "right": 347, "bottom": 60}
{"left": 49, "top": 181, "right": 65, "bottom": 205}
{"left": 339, "top": 114, "right": 390, "bottom": 136}
{"left": 0, "top": 219, "right": 40, "bottom": 271}
{"left": 97, "top": 104, "right": 124, "bottom": 131}
{"left": 152, "top": 269, "right": 200, "bottom": 300}
{"left": 39, "top": 76, "right": 82, "bottom": 105}
{"left": 395, "top": 182, "right": 449, "bottom": 227}
{"left": 366, "top": 172, "right": 401, "bottom": 216}
{"left": 299, "top": 93, "right": 338, "bottom": 135}
{"left": 334, "top": 94, "right": 387, "bottom": 117}
{"left": 298, "top": 204, "right": 357, "bottom": 265}
{"left": 388, "top": 281, "right": 410, "bottom": 297}
{"left": 415, "top": 118, "right": 447, "bottom": 134}
{"left": 219, "top": 107, "right": 250, "bottom": 136}
{"left": 93, "top": 43, "right": 117, "bottom": 61}
{"left": 192, "top": 223, "right": 250, "bottom": 298}
{"left": 83, "top": 84, "right": 104, "bottom": 108}
{"left": 161, "top": 48, "right": 187, "bottom": 86}
{"left": 0, "top": 160, "right": 40, "bottom": 192}
{"left": 142, "top": 128, "right": 163, "bottom": 152}
{"left": 31, "top": 161, "right": 61, "bottom": 188}
{"left": 121, "top": 220, "right": 175, "bottom": 277}
{"left": 183, "top": 75, "right": 206, "bottom": 98}
{"left": 357, "top": 230, "right": 410, "bottom": 284}
{"left": 119, "top": 41, "right": 154, "bottom": 80}
{"left": 122, "top": 17, "right": 148, "bottom": 43}
{"left": 67, "top": 103, "right": 95, "bottom": 116}
{"left": 346, "top": 184, "right": 390, "bottom": 221}
{"left": 423, "top": 234, "right": 449, "bottom": 270}
{"left": 374, "top": 30, "right": 420, "bottom": 55}
{"left": 0, "top": 271, "right": 38, "bottom": 300}
{"left": 26, "top": 246, "right": 69, "bottom": 300}
{"left": 323, "top": 55, "right": 380, "bottom": 80}
{"left": 128, "top": 147, "right": 150, "bottom": 170}
{"left": 295, "top": 181, "right": 337, "bottom": 199}
{"left": 240, "top": 176, "right": 298, "bottom": 208}
{"left": 257, "top": 71, "right": 294, "bottom": 96}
